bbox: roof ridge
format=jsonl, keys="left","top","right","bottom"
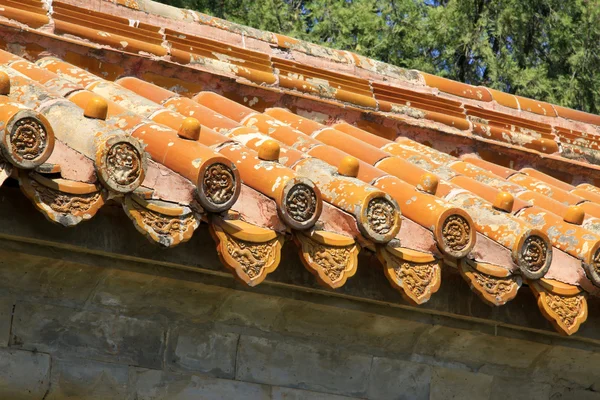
{"left": 105, "top": 0, "right": 600, "bottom": 124}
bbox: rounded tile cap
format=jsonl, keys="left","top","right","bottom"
{"left": 493, "top": 191, "right": 514, "bottom": 213}
{"left": 0, "top": 71, "right": 10, "bottom": 95}
{"left": 258, "top": 140, "right": 280, "bottom": 162}
{"left": 564, "top": 205, "right": 585, "bottom": 225}
{"left": 84, "top": 96, "right": 108, "bottom": 120}
{"left": 338, "top": 156, "right": 359, "bottom": 178}
{"left": 178, "top": 117, "right": 201, "bottom": 140}
{"left": 417, "top": 173, "right": 439, "bottom": 195}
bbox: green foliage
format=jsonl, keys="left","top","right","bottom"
{"left": 157, "top": 0, "right": 600, "bottom": 113}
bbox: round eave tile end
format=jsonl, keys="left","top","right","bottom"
{"left": 198, "top": 160, "right": 241, "bottom": 213}
{"left": 0, "top": 110, "right": 55, "bottom": 169}
{"left": 357, "top": 192, "right": 401, "bottom": 244}
{"left": 513, "top": 229, "right": 552, "bottom": 280}
{"left": 95, "top": 135, "right": 147, "bottom": 194}
{"left": 278, "top": 177, "right": 322, "bottom": 231}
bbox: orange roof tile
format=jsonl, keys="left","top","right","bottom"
{"left": 4, "top": 0, "right": 600, "bottom": 334}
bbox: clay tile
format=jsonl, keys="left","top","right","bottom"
{"left": 493, "top": 192, "right": 514, "bottom": 213}
{"left": 177, "top": 117, "right": 201, "bottom": 140}
{"left": 338, "top": 156, "right": 359, "bottom": 178}
{"left": 0, "top": 72, "right": 10, "bottom": 95}
{"left": 564, "top": 205, "right": 585, "bottom": 225}
{"left": 84, "top": 96, "right": 108, "bottom": 120}
{"left": 417, "top": 173, "right": 438, "bottom": 195}
{"left": 258, "top": 140, "right": 280, "bottom": 162}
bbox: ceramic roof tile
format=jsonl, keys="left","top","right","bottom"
{"left": 6, "top": 0, "right": 600, "bottom": 334}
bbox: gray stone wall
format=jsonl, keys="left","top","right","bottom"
{"left": 0, "top": 246, "right": 600, "bottom": 399}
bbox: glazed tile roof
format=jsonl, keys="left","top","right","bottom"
{"left": 1, "top": 0, "right": 600, "bottom": 335}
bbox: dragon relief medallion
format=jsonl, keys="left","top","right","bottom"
{"left": 442, "top": 215, "right": 471, "bottom": 253}
{"left": 105, "top": 142, "right": 142, "bottom": 186}
{"left": 202, "top": 163, "right": 236, "bottom": 205}
{"left": 521, "top": 235, "right": 548, "bottom": 274}
{"left": 10, "top": 117, "right": 48, "bottom": 163}
{"left": 366, "top": 197, "right": 395, "bottom": 235}
{"left": 285, "top": 183, "right": 317, "bottom": 223}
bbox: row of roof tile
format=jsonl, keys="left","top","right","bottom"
{"left": 2, "top": 0, "right": 600, "bottom": 163}
{"left": 0, "top": 0, "right": 599, "bottom": 336}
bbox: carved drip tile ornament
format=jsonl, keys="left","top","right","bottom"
{"left": 529, "top": 279, "right": 588, "bottom": 336}
{"left": 210, "top": 217, "right": 283, "bottom": 286}
{"left": 377, "top": 246, "right": 441, "bottom": 305}
{"left": 18, "top": 171, "right": 106, "bottom": 227}
{"left": 459, "top": 259, "right": 521, "bottom": 306}
{"left": 123, "top": 195, "right": 200, "bottom": 247}
{"left": 293, "top": 230, "right": 360, "bottom": 289}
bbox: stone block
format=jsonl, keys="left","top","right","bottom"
{"left": 413, "top": 325, "right": 548, "bottom": 369}
{"left": 271, "top": 386, "right": 359, "bottom": 399}
{"left": 214, "top": 290, "right": 283, "bottom": 332}
{"left": 429, "top": 367, "right": 493, "bottom": 400}
{"left": 0, "top": 347, "right": 50, "bottom": 399}
{"left": 131, "top": 368, "right": 271, "bottom": 400}
{"left": 273, "top": 301, "right": 430, "bottom": 356}
{"left": 46, "top": 357, "right": 130, "bottom": 400}
{"left": 532, "top": 345, "right": 600, "bottom": 388}
{"left": 367, "top": 357, "right": 431, "bottom": 400}
{"left": 489, "top": 377, "right": 552, "bottom": 400}
{"left": 0, "top": 298, "right": 13, "bottom": 347}
{"left": 89, "top": 269, "right": 229, "bottom": 322}
{"left": 0, "top": 249, "right": 103, "bottom": 307}
{"left": 550, "top": 387, "right": 600, "bottom": 400}
{"left": 11, "top": 302, "right": 165, "bottom": 369}
{"left": 166, "top": 325, "right": 238, "bottom": 378}
{"left": 236, "top": 335, "right": 372, "bottom": 398}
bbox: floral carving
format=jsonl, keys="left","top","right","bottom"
{"left": 459, "top": 261, "right": 520, "bottom": 306}
{"left": 378, "top": 248, "right": 441, "bottom": 305}
{"left": 295, "top": 233, "right": 359, "bottom": 288}
{"left": 10, "top": 117, "right": 48, "bottom": 163}
{"left": 126, "top": 199, "right": 198, "bottom": 247}
{"left": 105, "top": 142, "right": 142, "bottom": 186}
{"left": 285, "top": 183, "right": 317, "bottom": 222}
{"left": 366, "top": 197, "right": 396, "bottom": 235}
{"left": 202, "top": 163, "right": 236, "bottom": 205}
{"left": 442, "top": 215, "right": 470, "bottom": 253}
